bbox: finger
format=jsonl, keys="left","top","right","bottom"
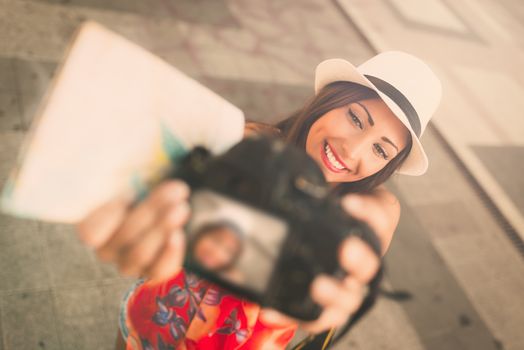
{"left": 310, "top": 275, "right": 365, "bottom": 313}
{"left": 146, "top": 230, "right": 186, "bottom": 281}
{"left": 342, "top": 194, "right": 386, "bottom": 236}
{"left": 76, "top": 193, "right": 131, "bottom": 249}
{"left": 299, "top": 307, "right": 349, "bottom": 334}
{"left": 339, "top": 237, "right": 380, "bottom": 284}
{"left": 117, "top": 202, "right": 190, "bottom": 276}
{"left": 98, "top": 181, "right": 189, "bottom": 261}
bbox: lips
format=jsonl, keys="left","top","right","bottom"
{"left": 320, "top": 141, "right": 349, "bottom": 173}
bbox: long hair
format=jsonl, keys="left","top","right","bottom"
{"left": 255, "top": 81, "right": 413, "bottom": 194}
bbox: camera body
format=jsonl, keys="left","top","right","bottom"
{"left": 170, "top": 136, "right": 380, "bottom": 321}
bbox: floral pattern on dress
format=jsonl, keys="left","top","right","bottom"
{"left": 124, "top": 270, "right": 296, "bottom": 350}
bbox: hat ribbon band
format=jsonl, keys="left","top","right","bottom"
{"left": 364, "top": 74, "right": 421, "bottom": 138}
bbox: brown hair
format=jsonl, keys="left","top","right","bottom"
{"left": 255, "top": 81, "right": 413, "bottom": 194}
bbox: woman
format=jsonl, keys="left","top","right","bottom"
{"left": 77, "top": 51, "right": 441, "bottom": 349}
{"left": 189, "top": 221, "right": 244, "bottom": 272}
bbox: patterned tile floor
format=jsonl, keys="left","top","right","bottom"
{"left": 1, "top": 1, "right": 523, "bottom": 349}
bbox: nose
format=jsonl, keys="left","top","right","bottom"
{"left": 341, "top": 137, "right": 366, "bottom": 173}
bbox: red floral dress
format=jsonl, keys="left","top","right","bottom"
{"left": 121, "top": 270, "right": 297, "bottom": 350}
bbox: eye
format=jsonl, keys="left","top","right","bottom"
{"left": 348, "top": 108, "right": 363, "bottom": 130}
{"left": 373, "top": 143, "right": 389, "bottom": 160}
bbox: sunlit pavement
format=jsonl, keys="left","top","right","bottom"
{"left": 0, "top": 1, "right": 523, "bottom": 349}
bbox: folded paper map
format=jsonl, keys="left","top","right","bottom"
{"left": 1, "top": 21, "right": 245, "bottom": 223}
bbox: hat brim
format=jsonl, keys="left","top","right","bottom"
{"left": 314, "top": 58, "right": 428, "bottom": 176}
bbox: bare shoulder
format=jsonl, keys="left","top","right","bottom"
{"left": 368, "top": 185, "right": 401, "bottom": 254}
{"left": 372, "top": 185, "right": 400, "bottom": 209}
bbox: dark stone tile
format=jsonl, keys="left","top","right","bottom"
{"left": 18, "top": 89, "right": 45, "bottom": 130}
{"left": 384, "top": 185, "right": 500, "bottom": 350}
{"left": 14, "top": 59, "right": 57, "bottom": 94}
{"left": 0, "top": 57, "right": 16, "bottom": 92}
{"left": 158, "top": 0, "right": 240, "bottom": 27}
{"left": 96, "top": 261, "right": 121, "bottom": 280}
{"left": 101, "top": 279, "right": 135, "bottom": 326}
{"left": 157, "top": 49, "right": 203, "bottom": 78}
{"left": 414, "top": 200, "right": 489, "bottom": 239}
{"left": 0, "top": 91, "right": 24, "bottom": 132}
{"left": 0, "top": 132, "right": 25, "bottom": 185}
{"left": 40, "top": 223, "right": 100, "bottom": 287}
{"left": 381, "top": 0, "right": 484, "bottom": 43}
{"left": 200, "top": 77, "right": 310, "bottom": 124}
{"left": 0, "top": 308, "right": 3, "bottom": 350}
{"left": 30, "top": 0, "right": 240, "bottom": 26}
{"left": 472, "top": 145, "right": 524, "bottom": 216}
{"left": 0, "top": 238, "right": 50, "bottom": 292}
{"left": 1, "top": 290, "right": 61, "bottom": 350}
{"left": 424, "top": 327, "right": 504, "bottom": 350}
{"left": 53, "top": 284, "right": 110, "bottom": 350}
{"left": 12, "top": 59, "right": 58, "bottom": 129}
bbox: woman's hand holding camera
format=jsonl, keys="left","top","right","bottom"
{"left": 259, "top": 194, "right": 383, "bottom": 333}
{"left": 77, "top": 180, "right": 191, "bottom": 281}
{"left": 77, "top": 181, "right": 384, "bottom": 334}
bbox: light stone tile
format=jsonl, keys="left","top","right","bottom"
{"left": 100, "top": 279, "right": 135, "bottom": 326}
{"left": 0, "top": 214, "right": 40, "bottom": 247}
{"left": 1, "top": 290, "right": 61, "bottom": 350}
{"left": 389, "top": 0, "right": 469, "bottom": 33}
{"left": 0, "top": 237, "right": 50, "bottom": 293}
{"left": 432, "top": 65, "right": 504, "bottom": 146}
{"left": 96, "top": 261, "right": 122, "bottom": 280}
{"left": 40, "top": 223, "right": 100, "bottom": 287}
{"left": 452, "top": 65, "right": 524, "bottom": 145}
{"left": 53, "top": 284, "right": 111, "bottom": 350}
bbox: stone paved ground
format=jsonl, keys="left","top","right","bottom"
{"left": 1, "top": 1, "right": 523, "bottom": 349}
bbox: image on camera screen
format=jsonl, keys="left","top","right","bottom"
{"left": 186, "top": 189, "right": 288, "bottom": 293}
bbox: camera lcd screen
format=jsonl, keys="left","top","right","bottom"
{"left": 186, "top": 189, "right": 288, "bottom": 293}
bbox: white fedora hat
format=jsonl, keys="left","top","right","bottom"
{"left": 314, "top": 51, "right": 442, "bottom": 176}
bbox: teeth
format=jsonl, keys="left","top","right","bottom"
{"left": 324, "top": 143, "right": 345, "bottom": 170}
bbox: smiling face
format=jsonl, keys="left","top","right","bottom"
{"left": 305, "top": 98, "right": 410, "bottom": 183}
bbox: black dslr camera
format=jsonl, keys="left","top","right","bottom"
{"left": 170, "top": 136, "right": 381, "bottom": 321}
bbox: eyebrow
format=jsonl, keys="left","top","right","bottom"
{"left": 354, "top": 102, "right": 399, "bottom": 153}
{"left": 381, "top": 137, "right": 399, "bottom": 152}
{"left": 356, "top": 102, "right": 374, "bottom": 126}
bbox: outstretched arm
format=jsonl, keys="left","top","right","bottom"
{"left": 345, "top": 185, "right": 400, "bottom": 255}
